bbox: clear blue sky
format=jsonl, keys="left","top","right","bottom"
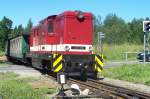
{"left": 0, "top": 0, "right": 149, "bottom": 27}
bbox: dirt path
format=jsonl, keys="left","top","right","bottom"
{"left": 102, "top": 78, "right": 150, "bottom": 94}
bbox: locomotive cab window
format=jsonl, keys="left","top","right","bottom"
{"left": 48, "top": 21, "right": 53, "bottom": 33}
{"left": 42, "top": 21, "right": 46, "bottom": 34}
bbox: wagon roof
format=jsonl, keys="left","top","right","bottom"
{"left": 8, "top": 33, "right": 29, "bottom": 40}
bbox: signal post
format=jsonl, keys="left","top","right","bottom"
{"left": 143, "top": 21, "right": 150, "bottom": 62}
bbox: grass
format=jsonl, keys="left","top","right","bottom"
{"left": 0, "top": 51, "right": 7, "bottom": 64}
{"left": 94, "top": 43, "right": 143, "bottom": 61}
{"left": 104, "top": 64, "right": 150, "bottom": 85}
{"left": 0, "top": 72, "right": 56, "bottom": 99}
{"left": 0, "top": 51, "right": 4, "bottom": 57}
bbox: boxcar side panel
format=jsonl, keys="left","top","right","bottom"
{"left": 10, "top": 36, "right": 23, "bottom": 58}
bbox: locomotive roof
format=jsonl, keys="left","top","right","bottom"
{"left": 32, "top": 25, "right": 39, "bottom": 30}
{"left": 39, "top": 11, "right": 92, "bottom": 23}
{"left": 39, "top": 15, "right": 57, "bottom": 23}
{"left": 8, "top": 33, "right": 29, "bottom": 40}
{"left": 59, "top": 11, "right": 93, "bottom": 17}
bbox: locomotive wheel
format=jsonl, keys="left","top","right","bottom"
{"left": 41, "top": 60, "right": 52, "bottom": 74}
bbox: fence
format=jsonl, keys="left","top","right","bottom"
{"left": 123, "top": 52, "right": 141, "bottom": 61}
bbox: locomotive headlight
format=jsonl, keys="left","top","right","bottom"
{"left": 78, "top": 13, "right": 84, "bottom": 19}
{"left": 65, "top": 46, "right": 70, "bottom": 51}
{"left": 89, "top": 46, "right": 93, "bottom": 52}
{"left": 76, "top": 11, "right": 84, "bottom": 20}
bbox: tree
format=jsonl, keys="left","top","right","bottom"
{"left": 93, "top": 15, "right": 103, "bottom": 44}
{"left": 0, "top": 16, "right": 12, "bottom": 51}
{"left": 24, "top": 19, "right": 33, "bottom": 34}
{"left": 10, "top": 26, "right": 18, "bottom": 37}
{"left": 17, "top": 24, "right": 24, "bottom": 35}
{"left": 102, "top": 14, "right": 131, "bottom": 44}
{"left": 128, "top": 18, "right": 144, "bottom": 44}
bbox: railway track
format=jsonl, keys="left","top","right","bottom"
{"left": 68, "top": 78, "right": 150, "bottom": 99}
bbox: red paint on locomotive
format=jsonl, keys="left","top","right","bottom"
{"left": 30, "top": 11, "right": 93, "bottom": 54}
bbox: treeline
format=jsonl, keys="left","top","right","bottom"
{"left": 0, "top": 16, "right": 33, "bottom": 51}
{"left": 94, "top": 14, "right": 146, "bottom": 44}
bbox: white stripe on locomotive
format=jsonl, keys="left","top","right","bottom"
{"left": 30, "top": 44, "right": 92, "bottom": 52}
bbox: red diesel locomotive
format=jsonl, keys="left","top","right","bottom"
{"left": 6, "top": 11, "right": 104, "bottom": 78}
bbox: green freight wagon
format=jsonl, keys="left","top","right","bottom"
{"left": 6, "top": 34, "right": 30, "bottom": 63}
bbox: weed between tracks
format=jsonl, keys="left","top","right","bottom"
{"left": 105, "top": 64, "right": 150, "bottom": 85}
{"left": 0, "top": 72, "right": 56, "bottom": 99}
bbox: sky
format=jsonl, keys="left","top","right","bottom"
{"left": 0, "top": 0, "right": 149, "bottom": 27}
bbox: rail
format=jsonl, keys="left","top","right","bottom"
{"left": 68, "top": 78, "right": 150, "bottom": 99}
